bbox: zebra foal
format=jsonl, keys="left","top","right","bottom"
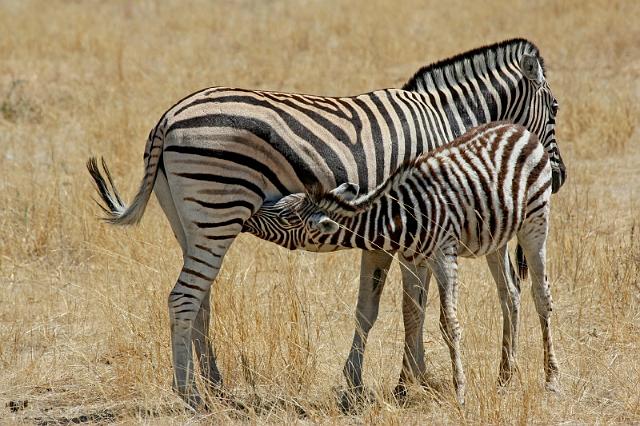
{"left": 249, "top": 121, "right": 559, "bottom": 404}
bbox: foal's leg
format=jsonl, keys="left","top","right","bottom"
{"left": 486, "top": 244, "right": 521, "bottom": 386}
{"left": 429, "top": 248, "right": 465, "bottom": 405}
{"left": 518, "top": 224, "right": 560, "bottom": 391}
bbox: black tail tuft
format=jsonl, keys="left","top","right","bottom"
{"left": 87, "top": 157, "right": 114, "bottom": 212}
{"left": 86, "top": 157, "right": 126, "bottom": 222}
{"left": 516, "top": 243, "right": 528, "bottom": 280}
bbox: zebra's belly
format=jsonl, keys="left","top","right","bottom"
{"left": 457, "top": 234, "right": 514, "bottom": 258}
{"left": 457, "top": 209, "right": 520, "bottom": 257}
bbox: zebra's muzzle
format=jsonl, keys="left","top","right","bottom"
{"left": 551, "top": 162, "right": 566, "bottom": 194}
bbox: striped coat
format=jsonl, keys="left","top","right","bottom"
{"left": 254, "top": 121, "right": 559, "bottom": 404}
{"left": 88, "top": 39, "right": 565, "bottom": 406}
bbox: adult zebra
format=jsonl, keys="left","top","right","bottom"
{"left": 87, "top": 39, "right": 566, "bottom": 407}
{"left": 246, "top": 121, "right": 559, "bottom": 405}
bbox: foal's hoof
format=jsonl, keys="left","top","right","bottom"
{"left": 454, "top": 383, "right": 466, "bottom": 407}
{"left": 498, "top": 372, "right": 514, "bottom": 388}
{"left": 497, "top": 375, "right": 515, "bottom": 395}
{"left": 544, "top": 378, "right": 560, "bottom": 393}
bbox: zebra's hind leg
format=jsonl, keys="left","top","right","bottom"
{"left": 341, "top": 250, "right": 392, "bottom": 410}
{"left": 192, "top": 286, "right": 223, "bottom": 392}
{"left": 169, "top": 238, "right": 235, "bottom": 408}
{"left": 154, "top": 167, "right": 230, "bottom": 406}
{"left": 395, "top": 255, "right": 431, "bottom": 399}
{"left": 517, "top": 223, "right": 559, "bottom": 391}
{"left": 486, "top": 244, "right": 521, "bottom": 387}
{"left": 429, "top": 248, "right": 465, "bottom": 405}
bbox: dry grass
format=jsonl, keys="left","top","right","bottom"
{"left": 1, "top": 0, "right": 639, "bottom": 423}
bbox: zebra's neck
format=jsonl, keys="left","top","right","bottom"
{"left": 323, "top": 195, "right": 401, "bottom": 251}
{"left": 402, "top": 38, "right": 541, "bottom": 122}
{"left": 315, "top": 169, "right": 421, "bottom": 251}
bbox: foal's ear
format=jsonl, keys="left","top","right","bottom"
{"left": 520, "top": 54, "right": 544, "bottom": 83}
{"left": 308, "top": 212, "right": 340, "bottom": 234}
{"left": 330, "top": 182, "right": 359, "bottom": 201}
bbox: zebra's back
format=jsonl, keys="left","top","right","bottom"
{"left": 158, "top": 87, "right": 445, "bottom": 199}
{"left": 394, "top": 122, "right": 551, "bottom": 259}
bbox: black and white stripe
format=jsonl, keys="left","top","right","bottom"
{"left": 259, "top": 121, "right": 559, "bottom": 404}
{"left": 87, "top": 39, "right": 565, "bottom": 406}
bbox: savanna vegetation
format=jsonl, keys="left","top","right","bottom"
{"left": 1, "top": 0, "right": 638, "bottom": 423}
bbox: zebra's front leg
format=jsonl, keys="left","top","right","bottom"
{"left": 486, "top": 245, "right": 521, "bottom": 386}
{"left": 395, "top": 255, "right": 431, "bottom": 398}
{"left": 169, "top": 240, "right": 232, "bottom": 408}
{"left": 342, "top": 250, "right": 392, "bottom": 403}
{"left": 192, "top": 286, "right": 223, "bottom": 393}
{"left": 429, "top": 248, "right": 465, "bottom": 405}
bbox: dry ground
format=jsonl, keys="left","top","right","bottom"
{"left": 1, "top": 0, "right": 639, "bottom": 423}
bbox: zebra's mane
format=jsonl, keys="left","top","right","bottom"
{"left": 402, "top": 38, "right": 544, "bottom": 92}
{"left": 307, "top": 184, "right": 360, "bottom": 215}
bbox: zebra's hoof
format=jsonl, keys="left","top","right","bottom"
{"left": 217, "top": 392, "right": 247, "bottom": 412}
{"left": 184, "top": 392, "right": 205, "bottom": 411}
{"left": 393, "top": 382, "right": 408, "bottom": 402}
{"left": 337, "top": 388, "right": 374, "bottom": 414}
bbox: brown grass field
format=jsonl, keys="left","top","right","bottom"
{"left": 1, "top": 0, "right": 639, "bottom": 423}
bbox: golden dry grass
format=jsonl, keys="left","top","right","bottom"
{"left": 1, "top": 0, "right": 639, "bottom": 423}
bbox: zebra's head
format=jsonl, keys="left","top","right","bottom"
{"left": 281, "top": 182, "right": 360, "bottom": 237}
{"left": 242, "top": 193, "right": 308, "bottom": 249}
{"left": 272, "top": 196, "right": 342, "bottom": 238}
{"left": 244, "top": 183, "right": 358, "bottom": 249}
{"left": 518, "top": 54, "right": 567, "bottom": 193}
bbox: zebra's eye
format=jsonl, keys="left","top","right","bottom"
{"left": 551, "top": 100, "right": 559, "bottom": 116}
{"left": 277, "top": 210, "right": 300, "bottom": 226}
{"left": 277, "top": 211, "right": 291, "bottom": 223}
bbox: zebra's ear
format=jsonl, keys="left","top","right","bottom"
{"left": 330, "top": 182, "right": 360, "bottom": 201}
{"left": 520, "top": 54, "right": 544, "bottom": 83}
{"left": 308, "top": 213, "right": 339, "bottom": 234}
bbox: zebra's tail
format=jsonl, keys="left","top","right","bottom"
{"left": 516, "top": 243, "right": 528, "bottom": 280}
{"left": 87, "top": 133, "right": 162, "bottom": 226}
